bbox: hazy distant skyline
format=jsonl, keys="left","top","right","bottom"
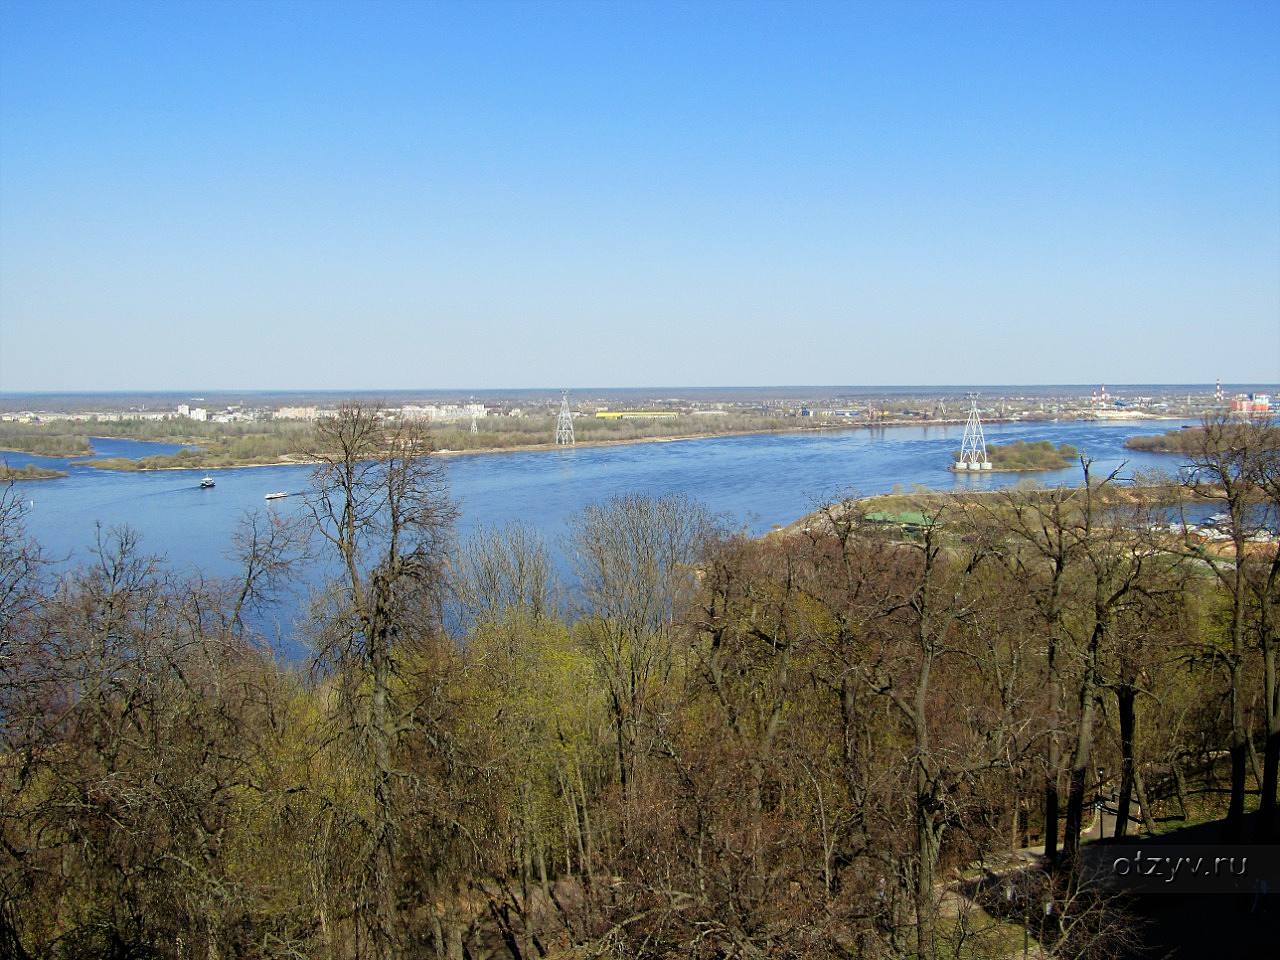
{"left": 1, "top": 0, "right": 1277, "bottom": 391}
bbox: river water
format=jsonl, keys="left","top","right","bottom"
{"left": 4, "top": 420, "right": 1203, "bottom": 647}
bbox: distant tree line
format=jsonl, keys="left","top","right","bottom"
{"left": 0, "top": 428, "right": 93, "bottom": 457}
{"left": 0, "top": 409, "right": 1276, "bottom": 959}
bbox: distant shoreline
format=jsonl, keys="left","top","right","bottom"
{"left": 76, "top": 426, "right": 829, "bottom": 471}
{"left": 20, "top": 413, "right": 1189, "bottom": 475}
{"left": 0, "top": 445, "right": 95, "bottom": 458}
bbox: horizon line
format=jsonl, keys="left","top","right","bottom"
{"left": 2, "top": 380, "right": 1278, "bottom": 397}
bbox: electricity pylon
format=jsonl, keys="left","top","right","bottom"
{"left": 954, "top": 395, "right": 991, "bottom": 470}
{"left": 555, "top": 391, "right": 575, "bottom": 445}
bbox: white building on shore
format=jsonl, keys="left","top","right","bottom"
{"left": 400, "top": 403, "right": 487, "bottom": 422}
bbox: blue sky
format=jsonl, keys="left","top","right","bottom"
{"left": 1, "top": 0, "right": 1277, "bottom": 391}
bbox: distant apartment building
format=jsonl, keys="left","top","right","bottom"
{"left": 1231, "top": 393, "right": 1273, "bottom": 415}
{"left": 802, "top": 408, "right": 861, "bottom": 418}
{"left": 177, "top": 403, "right": 190, "bottom": 417}
{"left": 593, "top": 410, "right": 679, "bottom": 420}
{"left": 400, "top": 403, "right": 487, "bottom": 422}
{"left": 189, "top": 407, "right": 208, "bottom": 422}
{"left": 275, "top": 406, "right": 319, "bottom": 420}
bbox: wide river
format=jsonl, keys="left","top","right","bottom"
{"left": 6, "top": 418, "right": 1199, "bottom": 648}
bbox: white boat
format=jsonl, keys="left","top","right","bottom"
{"left": 264, "top": 491, "right": 290, "bottom": 500}
{"left": 199, "top": 477, "right": 215, "bottom": 489}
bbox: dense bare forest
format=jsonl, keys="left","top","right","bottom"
{"left": 1, "top": 409, "right": 1276, "bottom": 959}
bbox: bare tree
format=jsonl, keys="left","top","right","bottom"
{"left": 1178, "top": 413, "right": 1274, "bottom": 837}
{"left": 569, "top": 493, "right": 715, "bottom": 835}
{"left": 227, "top": 508, "right": 312, "bottom": 638}
{"left": 305, "top": 403, "right": 457, "bottom": 959}
{"left": 967, "top": 482, "right": 1089, "bottom": 866}
{"left": 452, "top": 522, "right": 553, "bottom": 628}
{"left": 1247, "top": 419, "right": 1280, "bottom": 837}
{"left": 1056, "top": 463, "right": 1155, "bottom": 876}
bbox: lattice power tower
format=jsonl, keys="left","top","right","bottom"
{"left": 953, "top": 395, "right": 992, "bottom": 470}
{"left": 555, "top": 391, "right": 575, "bottom": 446}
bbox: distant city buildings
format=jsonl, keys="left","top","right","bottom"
{"left": 801, "top": 408, "right": 863, "bottom": 418}
{"left": 2, "top": 386, "right": 1274, "bottom": 431}
{"left": 400, "top": 403, "right": 487, "bottom": 422}
{"left": 593, "top": 410, "right": 678, "bottom": 420}
{"left": 1231, "top": 393, "right": 1272, "bottom": 415}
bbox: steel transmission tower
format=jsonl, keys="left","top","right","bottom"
{"left": 954, "top": 395, "right": 991, "bottom": 470}
{"left": 554, "top": 391, "right": 575, "bottom": 445}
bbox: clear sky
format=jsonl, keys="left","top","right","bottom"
{"left": 1, "top": 0, "right": 1277, "bottom": 391}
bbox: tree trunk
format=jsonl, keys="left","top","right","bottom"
{"left": 369, "top": 601, "right": 399, "bottom": 960}
{"left": 914, "top": 774, "right": 940, "bottom": 960}
{"left": 1044, "top": 766, "right": 1061, "bottom": 864}
{"left": 608, "top": 688, "right": 629, "bottom": 840}
{"left": 1226, "top": 546, "right": 1249, "bottom": 839}
{"left": 1260, "top": 631, "right": 1279, "bottom": 840}
{"left": 1227, "top": 654, "right": 1248, "bottom": 840}
{"left": 1228, "top": 740, "right": 1248, "bottom": 839}
{"left": 1061, "top": 666, "right": 1098, "bottom": 875}
{"left": 1043, "top": 632, "right": 1063, "bottom": 865}
{"left": 1173, "top": 761, "right": 1190, "bottom": 821}
{"left": 1114, "top": 686, "right": 1136, "bottom": 838}
{"left": 1133, "top": 765, "right": 1158, "bottom": 835}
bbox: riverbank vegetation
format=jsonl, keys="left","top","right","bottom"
{"left": 953, "top": 438, "right": 1080, "bottom": 471}
{"left": 0, "top": 426, "right": 92, "bottom": 457}
{"left": 1126, "top": 419, "right": 1274, "bottom": 456}
{"left": 1, "top": 410, "right": 1276, "bottom": 959}
{"left": 0, "top": 463, "right": 67, "bottom": 481}
{"left": 1126, "top": 425, "right": 1209, "bottom": 454}
{"left": 80, "top": 422, "right": 314, "bottom": 470}
{"left": 430, "top": 411, "right": 799, "bottom": 451}
{"left": 75, "top": 412, "right": 831, "bottom": 470}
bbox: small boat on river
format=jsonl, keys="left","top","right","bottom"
{"left": 264, "top": 491, "right": 290, "bottom": 500}
{"left": 199, "top": 477, "right": 215, "bottom": 489}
